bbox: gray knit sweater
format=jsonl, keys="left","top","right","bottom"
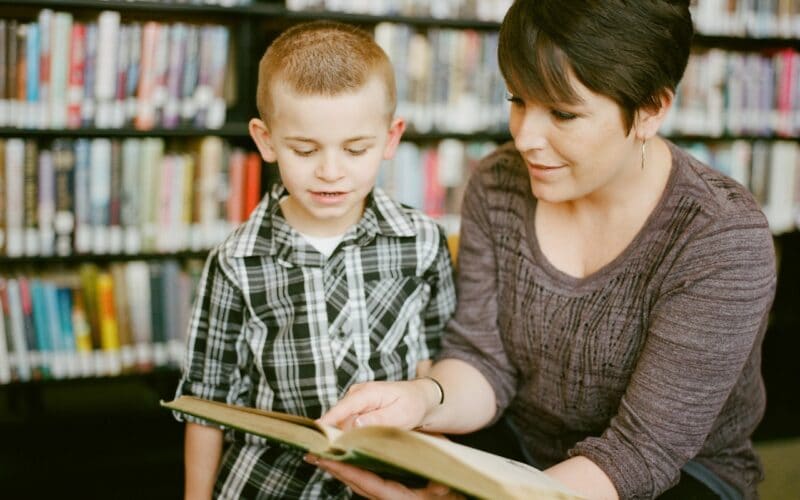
{"left": 439, "top": 141, "right": 776, "bottom": 499}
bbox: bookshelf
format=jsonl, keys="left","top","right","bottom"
{"left": 0, "top": 1, "right": 798, "bottom": 497}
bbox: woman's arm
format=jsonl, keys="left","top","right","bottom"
{"left": 320, "top": 358, "right": 496, "bottom": 433}
{"left": 184, "top": 422, "right": 223, "bottom": 500}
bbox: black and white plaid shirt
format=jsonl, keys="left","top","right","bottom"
{"left": 175, "top": 185, "right": 456, "bottom": 499}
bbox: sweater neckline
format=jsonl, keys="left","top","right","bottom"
{"left": 524, "top": 141, "right": 681, "bottom": 291}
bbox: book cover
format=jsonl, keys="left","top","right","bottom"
{"left": 163, "top": 396, "right": 581, "bottom": 500}
{"left": 50, "top": 12, "right": 72, "bottom": 129}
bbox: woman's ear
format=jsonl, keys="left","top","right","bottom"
{"left": 382, "top": 117, "right": 407, "bottom": 160}
{"left": 634, "top": 90, "right": 674, "bottom": 141}
{"left": 249, "top": 118, "right": 277, "bottom": 163}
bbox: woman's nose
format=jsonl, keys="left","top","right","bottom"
{"left": 511, "top": 108, "right": 549, "bottom": 153}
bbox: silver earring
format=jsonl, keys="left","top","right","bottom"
{"left": 641, "top": 139, "right": 647, "bottom": 170}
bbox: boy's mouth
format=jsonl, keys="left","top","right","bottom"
{"left": 311, "top": 191, "right": 346, "bottom": 196}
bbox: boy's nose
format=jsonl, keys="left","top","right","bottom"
{"left": 314, "top": 156, "right": 344, "bottom": 182}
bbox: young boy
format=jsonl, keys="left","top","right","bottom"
{"left": 174, "top": 21, "right": 456, "bottom": 499}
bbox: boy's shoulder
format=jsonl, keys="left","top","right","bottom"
{"left": 215, "top": 190, "right": 277, "bottom": 260}
{"left": 370, "top": 188, "right": 446, "bottom": 242}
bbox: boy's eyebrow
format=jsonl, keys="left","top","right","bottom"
{"left": 283, "top": 135, "right": 377, "bottom": 143}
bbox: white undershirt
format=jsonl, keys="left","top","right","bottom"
{"left": 299, "top": 231, "right": 345, "bottom": 257}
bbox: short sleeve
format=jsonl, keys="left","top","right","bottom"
{"left": 173, "top": 249, "right": 253, "bottom": 426}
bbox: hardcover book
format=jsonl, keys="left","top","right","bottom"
{"left": 163, "top": 396, "right": 582, "bottom": 500}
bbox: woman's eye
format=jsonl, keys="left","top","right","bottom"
{"left": 504, "top": 91, "right": 524, "bottom": 105}
{"left": 293, "top": 149, "right": 315, "bottom": 157}
{"left": 346, "top": 148, "right": 367, "bottom": 156}
{"left": 551, "top": 109, "right": 578, "bottom": 120}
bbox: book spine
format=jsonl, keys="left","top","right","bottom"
{"left": 25, "top": 22, "right": 39, "bottom": 129}
{"left": 50, "top": 12, "right": 72, "bottom": 129}
{"left": 15, "top": 23, "right": 27, "bottom": 130}
{"left": 0, "top": 278, "right": 10, "bottom": 383}
{"left": 0, "top": 139, "right": 5, "bottom": 254}
{"left": 96, "top": 272, "right": 121, "bottom": 375}
{"left": 94, "top": 10, "right": 120, "bottom": 128}
{"left": 5, "top": 279, "right": 31, "bottom": 381}
{"left": 81, "top": 23, "right": 98, "bottom": 127}
{"left": 37, "top": 148, "right": 55, "bottom": 256}
{"left": 89, "top": 138, "right": 111, "bottom": 254}
{"left": 53, "top": 138, "right": 76, "bottom": 256}
{"left": 6, "top": 20, "right": 18, "bottom": 129}
{"left": 36, "top": 10, "right": 52, "bottom": 128}
{"left": 5, "top": 138, "right": 24, "bottom": 257}
{"left": 23, "top": 140, "right": 39, "bottom": 256}
{"left": 135, "top": 22, "right": 158, "bottom": 130}
{"left": 243, "top": 152, "right": 262, "bottom": 217}
{"left": 67, "top": 22, "right": 86, "bottom": 129}
{"left": 55, "top": 286, "right": 79, "bottom": 378}
{"left": 0, "top": 21, "right": 6, "bottom": 128}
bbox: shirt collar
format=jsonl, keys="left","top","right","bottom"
{"left": 226, "top": 184, "right": 417, "bottom": 259}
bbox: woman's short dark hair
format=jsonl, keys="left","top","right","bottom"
{"left": 498, "top": 0, "right": 693, "bottom": 133}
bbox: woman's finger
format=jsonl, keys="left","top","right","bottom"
{"left": 312, "top": 456, "right": 417, "bottom": 499}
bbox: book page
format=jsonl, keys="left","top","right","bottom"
{"left": 162, "top": 396, "right": 336, "bottom": 454}
{"left": 334, "top": 426, "right": 581, "bottom": 500}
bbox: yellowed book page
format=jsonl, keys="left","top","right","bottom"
{"left": 162, "top": 396, "right": 338, "bottom": 454}
{"left": 333, "top": 426, "right": 582, "bottom": 500}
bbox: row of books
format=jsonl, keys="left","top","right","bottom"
{"left": 681, "top": 140, "right": 800, "bottom": 234}
{"left": 378, "top": 139, "right": 497, "bottom": 235}
{"left": 0, "top": 260, "right": 203, "bottom": 384}
{"left": 661, "top": 48, "right": 800, "bottom": 137}
{"left": 0, "top": 11, "right": 232, "bottom": 130}
{"left": 375, "top": 23, "right": 508, "bottom": 134}
{"left": 0, "top": 136, "right": 262, "bottom": 257}
{"left": 692, "top": 0, "right": 800, "bottom": 38}
{"left": 286, "top": 0, "right": 513, "bottom": 22}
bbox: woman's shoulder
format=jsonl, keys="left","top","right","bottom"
{"left": 668, "top": 141, "right": 768, "bottom": 228}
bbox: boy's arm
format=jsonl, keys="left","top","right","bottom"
{"left": 184, "top": 422, "right": 223, "bottom": 500}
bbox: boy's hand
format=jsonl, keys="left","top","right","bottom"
{"left": 306, "top": 454, "right": 464, "bottom": 500}
{"left": 319, "top": 379, "right": 440, "bottom": 431}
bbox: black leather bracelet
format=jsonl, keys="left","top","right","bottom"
{"left": 419, "top": 376, "right": 445, "bottom": 405}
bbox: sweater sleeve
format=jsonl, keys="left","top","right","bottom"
{"left": 570, "top": 215, "right": 776, "bottom": 499}
{"left": 438, "top": 167, "right": 520, "bottom": 420}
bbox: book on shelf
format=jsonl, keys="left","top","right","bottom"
{"left": 163, "top": 395, "right": 581, "bottom": 500}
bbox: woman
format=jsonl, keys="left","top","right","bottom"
{"left": 310, "top": 1, "right": 776, "bottom": 498}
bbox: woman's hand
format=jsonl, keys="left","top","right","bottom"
{"left": 306, "top": 454, "right": 464, "bottom": 500}
{"left": 319, "top": 378, "right": 440, "bottom": 430}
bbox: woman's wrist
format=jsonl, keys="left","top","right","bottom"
{"left": 413, "top": 376, "right": 445, "bottom": 420}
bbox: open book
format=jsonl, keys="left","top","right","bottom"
{"left": 162, "top": 396, "right": 582, "bottom": 500}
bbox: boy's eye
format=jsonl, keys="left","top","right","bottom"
{"left": 292, "top": 149, "right": 316, "bottom": 157}
{"left": 346, "top": 148, "right": 367, "bottom": 156}
{"left": 551, "top": 109, "right": 578, "bottom": 121}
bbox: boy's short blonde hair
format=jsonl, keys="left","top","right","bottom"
{"left": 256, "top": 21, "right": 397, "bottom": 123}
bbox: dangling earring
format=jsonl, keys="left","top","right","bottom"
{"left": 641, "top": 139, "right": 647, "bottom": 170}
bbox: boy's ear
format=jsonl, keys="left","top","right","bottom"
{"left": 249, "top": 118, "right": 277, "bottom": 163}
{"left": 634, "top": 90, "right": 674, "bottom": 141}
{"left": 382, "top": 117, "right": 406, "bottom": 160}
